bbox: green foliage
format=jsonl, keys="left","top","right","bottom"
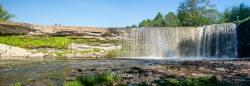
{"left": 178, "top": 0, "right": 217, "bottom": 26}
{"left": 139, "top": 12, "right": 165, "bottom": 27}
{"left": 64, "top": 80, "right": 84, "bottom": 86}
{"left": 77, "top": 50, "right": 92, "bottom": 54}
{"left": 26, "top": 78, "right": 36, "bottom": 82}
{"left": 9, "top": 82, "right": 22, "bottom": 86}
{"left": 153, "top": 76, "right": 229, "bottom": 86}
{"left": 219, "top": 3, "right": 250, "bottom": 23}
{"left": 105, "top": 50, "right": 124, "bottom": 57}
{"left": 135, "top": 0, "right": 234, "bottom": 27}
{"left": 152, "top": 12, "right": 164, "bottom": 27}
{"left": 0, "top": 4, "right": 15, "bottom": 21}
{"left": 236, "top": 16, "right": 250, "bottom": 23}
{"left": 0, "top": 36, "right": 69, "bottom": 49}
{"left": 53, "top": 48, "right": 102, "bottom": 56}
{"left": 0, "top": 36, "right": 120, "bottom": 50}
{"left": 92, "top": 48, "right": 101, "bottom": 52}
{"left": 68, "top": 38, "right": 109, "bottom": 46}
{"left": 178, "top": 11, "right": 211, "bottom": 26}
{"left": 163, "top": 12, "right": 180, "bottom": 27}
{"left": 139, "top": 19, "right": 153, "bottom": 27}
{"left": 44, "top": 81, "right": 55, "bottom": 86}
{"left": 64, "top": 73, "right": 121, "bottom": 86}
{"left": 126, "top": 24, "right": 137, "bottom": 28}
{"left": 53, "top": 50, "right": 74, "bottom": 56}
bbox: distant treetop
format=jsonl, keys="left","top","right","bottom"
{"left": 0, "top": 4, "right": 15, "bottom": 21}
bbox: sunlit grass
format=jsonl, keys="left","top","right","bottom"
{"left": 9, "top": 82, "right": 22, "bottom": 86}
{"left": 0, "top": 35, "right": 69, "bottom": 49}
{"left": 64, "top": 73, "right": 121, "bottom": 86}
{"left": 0, "top": 35, "right": 121, "bottom": 49}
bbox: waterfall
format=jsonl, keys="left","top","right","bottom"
{"left": 117, "top": 23, "right": 237, "bottom": 58}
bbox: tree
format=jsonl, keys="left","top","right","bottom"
{"left": 0, "top": 4, "right": 15, "bottom": 21}
{"left": 230, "top": 3, "right": 250, "bottom": 22}
{"left": 152, "top": 12, "right": 164, "bottom": 27}
{"left": 138, "top": 12, "right": 164, "bottom": 27}
{"left": 177, "top": 0, "right": 217, "bottom": 26}
{"left": 218, "top": 3, "right": 250, "bottom": 23}
{"left": 163, "top": 12, "right": 180, "bottom": 27}
{"left": 139, "top": 19, "right": 153, "bottom": 27}
{"left": 126, "top": 24, "right": 137, "bottom": 28}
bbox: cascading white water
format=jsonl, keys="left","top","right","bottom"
{"left": 118, "top": 23, "right": 237, "bottom": 58}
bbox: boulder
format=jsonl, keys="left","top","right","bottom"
{"left": 0, "top": 44, "right": 45, "bottom": 58}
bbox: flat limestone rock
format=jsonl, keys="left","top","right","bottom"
{"left": 0, "top": 44, "right": 44, "bottom": 58}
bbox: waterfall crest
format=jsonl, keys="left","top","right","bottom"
{"left": 118, "top": 23, "right": 237, "bottom": 58}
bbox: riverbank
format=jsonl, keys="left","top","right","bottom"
{"left": 0, "top": 35, "right": 122, "bottom": 59}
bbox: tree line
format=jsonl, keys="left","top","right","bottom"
{"left": 127, "top": 0, "right": 250, "bottom": 28}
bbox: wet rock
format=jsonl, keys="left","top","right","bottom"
{"left": 0, "top": 44, "right": 45, "bottom": 58}
{"left": 100, "top": 44, "right": 111, "bottom": 47}
{"left": 237, "top": 19, "right": 250, "bottom": 57}
{"left": 214, "top": 68, "right": 226, "bottom": 71}
{"left": 65, "top": 77, "right": 76, "bottom": 81}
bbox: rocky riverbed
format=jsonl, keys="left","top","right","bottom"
{"left": 1, "top": 58, "right": 249, "bottom": 86}
{"left": 155, "top": 59, "right": 250, "bottom": 86}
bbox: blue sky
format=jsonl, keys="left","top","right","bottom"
{"left": 0, "top": 0, "right": 249, "bottom": 27}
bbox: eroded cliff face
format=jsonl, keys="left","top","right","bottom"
{"left": 237, "top": 20, "right": 250, "bottom": 58}
{"left": 0, "top": 21, "right": 109, "bottom": 36}
{"left": 0, "top": 24, "right": 36, "bottom": 35}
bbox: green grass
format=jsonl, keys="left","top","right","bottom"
{"left": 53, "top": 48, "right": 102, "bottom": 56}
{"left": 67, "top": 36, "right": 120, "bottom": 46}
{"left": 153, "top": 76, "right": 230, "bottom": 86}
{"left": 68, "top": 38, "right": 108, "bottom": 46}
{"left": 0, "top": 36, "right": 69, "bottom": 49}
{"left": 53, "top": 50, "right": 74, "bottom": 56}
{"left": 26, "top": 78, "right": 36, "bottom": 82}
{"left": 92, "top": 48, "right": 101, "bottom": 52}
{"left": 64, "top": 81, "right": 84, "bottom": 86}
{"left": 105, "top": 50, "right": 124, "bottom": 57}
{"left": 64, "top": 73, "right": 121, "bottom": 86}
{"left": 9, "top": 82, "right": 22, "bottom": 86}
{"left": 0, "top": 35, "right": 122, "bottom": 49}
{"left": 77, "top": 50, "right": 92, "bottom": 54}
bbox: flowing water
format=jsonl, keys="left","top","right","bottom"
{"left": 118, "top": 23, "right": 238, "bottom": 58}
